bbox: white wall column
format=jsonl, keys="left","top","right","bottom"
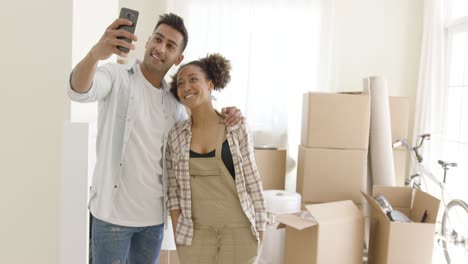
{"left": 1, "top": 1, "right": 72, "bottom": 263}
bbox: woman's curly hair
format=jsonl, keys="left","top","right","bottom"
{"left": 170, "top": 53, "right": 231, "bottom": 102}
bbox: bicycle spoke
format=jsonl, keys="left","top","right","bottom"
{"left": 442, "top": 200, "right": 468, "bottom": 263}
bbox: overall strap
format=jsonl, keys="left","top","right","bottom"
{"left": 215, "top": 123, "right": 226, "bottom": 160}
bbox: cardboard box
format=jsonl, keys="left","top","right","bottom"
{"left": 254, "top": 149, "right": 286, "bottom": 190}
{"left": 362, "top": 186, "right": 440, "bottom": 264}
{"left": 297, "top": 145, "right": 367, "bottom": 204}
{"left": 389, "top": 96, "right": 410, "bottom": 143}
{"left": 159, "top": 250, "right": 179, "bottom": 264}
{"left": 393, "top": 148, "right": 407, "bottom": 186}
{"left": 301, "top": 201, "right": 370, "bottom": 247}
{"left": 301, "top": 92, "right": 370, "bottom": 149}
{"left": 277, "top": 200, "right": 364, "bottom": 264}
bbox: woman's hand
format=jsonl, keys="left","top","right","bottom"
{"left": 170, "top": 210, "right": 181, "bottom": 236}
{"left": 259, "top": 231, "right": 264, "bottom": 242}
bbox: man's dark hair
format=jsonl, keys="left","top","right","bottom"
{"left": 155, "top": 13, "right": 188, "bottom": 52}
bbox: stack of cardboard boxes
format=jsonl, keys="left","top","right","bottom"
{"left": 277, "top": 92, "right": 370, "bottom": 263}
{"left": 277, "top": 92, "right": 424, "bottom": 263}
{"left": 294, "top": 93, "right": 410, "bottom": 205}
{"left": 297, "top": 92, "right": 370, "bottom": 207}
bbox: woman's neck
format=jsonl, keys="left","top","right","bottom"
{"left": 190, "top": 104, "right": 220, "bottom": 129}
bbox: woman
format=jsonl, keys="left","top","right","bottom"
{"left": 166, "top": 53, "right": 267, "bottom": 264}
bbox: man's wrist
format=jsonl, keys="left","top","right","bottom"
{"left": 87, "top": 49, "right": 100, "bottom": 63}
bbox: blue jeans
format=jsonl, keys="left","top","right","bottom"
{"left": 91, "top": 215, "right": 164, "bottom": 264}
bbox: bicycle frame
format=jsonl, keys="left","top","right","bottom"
{"left": 394, "top": 136, "right": 468, "bottom": 263}
{"left": 393, "top": 137, "right": 451, "bottom": 208}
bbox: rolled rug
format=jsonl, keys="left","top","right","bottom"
{"left": 363, "top": 76, "right": 396, "bottom": 187}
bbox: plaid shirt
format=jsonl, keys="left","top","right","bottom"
{"left": 166, "top": 118, "right": 267, "bottom": 246}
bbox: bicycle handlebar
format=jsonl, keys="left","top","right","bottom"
{"left": 392, "top": 135, "right": 442, "bottom": 187}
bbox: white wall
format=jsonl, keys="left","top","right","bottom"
{"left": 70, "top": 0, "right": 118, "bottom": 123}
{"left": 331, "top": 0, "right": 423, "bottom": 138}
{"left": 0, "top": 0, "right": 72, "bottom": 263}
{"left": 60, "top": 123, "right": 90, "bottom": 264}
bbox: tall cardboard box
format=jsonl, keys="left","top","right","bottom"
{"left": 393, "top": 148, "right": 407, "bottom": 186}
{"left": 277, "top": 200, "right": 364, "bottom": 264}
{"left": 301, "top": 92, "right": 370, "bottom": 149}
{"left": 362, "top": 186, "right": 440, "bottom": 264}
{"left": 389, "top": 96, "right": 410, "bottom": 143}
{"left": 254, "top": 149, "right": 286, "bottom": 190}
{"left": 389, "top": 96, "right": 409, "bottom": 185}
{"left": 297, "top": 145, "right": 367, "bottom": 204}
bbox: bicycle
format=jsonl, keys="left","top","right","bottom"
{"left": 393, "top": 134, "right": 468, "bottom": 264}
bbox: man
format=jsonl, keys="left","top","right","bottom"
{"left": 68, "top": 13, "right": 242, "bottom": 264}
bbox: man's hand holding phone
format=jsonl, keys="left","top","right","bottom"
{"left": 89, "top": 11, "right": 138, "bottom": 60}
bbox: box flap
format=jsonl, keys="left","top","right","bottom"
{"left": 411, "top": 189, "right": 440, "bottom": 223}
{"left": 361, "top": 191, "right": 388, "bottom": 218}
{"left": 305, "top": 200, "right": 361, "bottom": 224}
{"left": 284, "top": 224, "right": 319, "bottom": 263}
{"left": 373, "top": 186, "right": 412, "bottom": 209}
{"left": 276, "top": 212, "right": 318, "bottom": 230}
{"left": 339, "top": 91, "right": 364, "bottom": 95}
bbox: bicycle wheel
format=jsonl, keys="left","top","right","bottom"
{"left": 441, "top": 199, "right": 468, "bottom": 264}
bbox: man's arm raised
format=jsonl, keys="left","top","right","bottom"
{"left": 70, "top": 18, "right": 137, "bottom": 94}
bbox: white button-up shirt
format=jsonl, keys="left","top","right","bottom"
{"left": 67, "top": 62, "right": 187, "bottom": 226}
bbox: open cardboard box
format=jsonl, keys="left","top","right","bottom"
{"left": 277, "top": 200, "right": 364, "bottom": 264}
{"left": 362, "top": 186, "right": 440, "bottom": 264}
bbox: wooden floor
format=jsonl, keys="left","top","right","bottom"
{"left": 362, "top": 243, "right": 449, "bottom": 264}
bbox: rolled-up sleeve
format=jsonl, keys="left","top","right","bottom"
{"left": 166, "top": 129, "right": 181, "bottom": 211}
{"left": 67, "top": 64, "right": 114, "bottom": 103}
{"left": 238, "top": 123, "right": 267, "bottom": 231}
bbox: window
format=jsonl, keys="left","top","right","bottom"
{"left": 167, "top": 0, "right": 333, "bottom": 190}
{"left": 432, "top": 0, "right": 468, "bottom": 202}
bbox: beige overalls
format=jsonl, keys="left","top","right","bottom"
{"left": 176, "top": 124, "right": 259, "bottom": 264}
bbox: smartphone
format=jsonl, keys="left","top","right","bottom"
{"left": 117, "top": 7, "right": 139, "bottom": 53}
